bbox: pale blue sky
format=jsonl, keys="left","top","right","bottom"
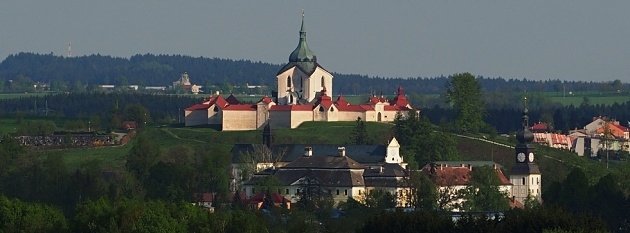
{"left": 1, "top": 1, "right": 629, "bottom": 82}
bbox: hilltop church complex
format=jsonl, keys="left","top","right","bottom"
{"left": 184, "top": 14, "right": 416, "bottom": 131}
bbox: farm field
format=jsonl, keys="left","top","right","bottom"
{"left": 549, "top": 95, "right": 630, "bottom": 106}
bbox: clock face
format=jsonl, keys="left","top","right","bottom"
{"left": 528, "top": 152, "right": 535, "bottom": 162}
{"left": 517, "top": 153, "right": 526, "bottom": 162}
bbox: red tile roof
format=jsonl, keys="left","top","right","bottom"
{"left": 335, "top": 94, "right": 349, "bottom": 106}
{"left": 185, "top": 104, "right": 210, "bottom": 111}
{"left": 269, "top": 105, "right": 314, "bottom": 111}
{"left": 248, "top": 193, "right": 290, "bottom": 204}
{"left": 423, "top": 165, "right": 511, "bottom": 186}
{"left": 531, "top": 123, "right": 549, "bottom": 131}
{"left": 313, "top": 87, "right": 334, "bottom": 109}
{"left": 209, "top": 95, "right": 229, "bottom": 109}
{"left": 223, "top": 104, "right": 257, "bottom": 111}
{"left": 390, "top": 86, "right": 410, "bottom": 107}
{"left": 336, "top": 104, "right": 373, "bottom": 112}
{"left": 259, "top": 95, "right": 273, "bottom": 104}
{"left": 368, "top": 95, "right": 380, "bottom": 104}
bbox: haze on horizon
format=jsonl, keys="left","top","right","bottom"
{"left": 1, "top": 1, "right": 629, "bottom": 82}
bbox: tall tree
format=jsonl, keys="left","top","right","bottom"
{"left": 350, "top": 117, "right": 371, "bottom": 145}
{"left": 461, "top": 165, "right": 509, "bottom": 212}
{"left": 445, "top": 72, "right": 485, "bottom": 133}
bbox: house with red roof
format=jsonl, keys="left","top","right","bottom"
{"left": 421, "top": 161, "right": 514, "bottom": 211}
{"left": 183, "top": 14, "right": 417, "bottom": 131}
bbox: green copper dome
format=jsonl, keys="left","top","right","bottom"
{"left": 288, "top": 13, "right": 317, "bottom": 63}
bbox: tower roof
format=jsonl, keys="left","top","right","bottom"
{"left": 278, "top": 11, "right": 322, "bottom": 75}
{"left": 288, "top": 11, "right": 317, "bottom": 63}
{"left": 516, "top": 107, "right": 534, "bottom": 144}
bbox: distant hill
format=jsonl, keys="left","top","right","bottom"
{"left": 1, "top": 53, "right": 627, "bottom": 95}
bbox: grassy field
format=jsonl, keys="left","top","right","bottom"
{"left": 549, "top": 95, "right": 630, "bottom": 106}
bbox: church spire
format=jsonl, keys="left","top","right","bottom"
{"left": 289, "top": 10, "right": 316, "bottom": 63}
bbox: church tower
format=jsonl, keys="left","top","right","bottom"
{"left": 276, "top": 11, "right": 333, "bottom": 105}
{"left": 510, "top": 103, "right": 542, "bottom": 204}
{"left": 262, "top": 121, "right": 274, "bottom": 149}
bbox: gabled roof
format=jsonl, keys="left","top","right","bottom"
{"left": 530, "top": 123, "right": 549, "bottom": 131}
{"left": 313, "top": 86, "right": 334, "bottom": 109}
{"left": 230, "top": 144, "right": 387, "bottom": 164}
{"left": 273, "top": 169, "right": 365, "bottom": 187}
{"left": 248, "top": 193, "right": 290, "bottom": 204}
{"left": 389, "top": 86, "right": 410, "bottom": 107}
{"left": 363, "top": 163, "right": 407, "bottom": 178}
{"left": 335, "top": 94, "right": 349, "bottom": 106}
{"left": 225, "top": 94, "right": 241, "bottom": 105}
{"left": 421, "top": 162, "right": 511, "bottom": 186}
{"left": 283, "top": 155, "right": 364, "bottom": 169}
{"left": 184, "top": 104, "right": 210, "bottom": 111}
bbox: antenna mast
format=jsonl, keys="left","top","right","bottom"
{"left": 67, "top": 41, "right": 72, "bottom": 58}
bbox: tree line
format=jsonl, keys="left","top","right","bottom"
{"left": 1, "top": 53, "right": 627, "bottom": 95}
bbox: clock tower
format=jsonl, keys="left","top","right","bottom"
{"left": 510, "top": 106, "right": 542, "bottom": 204}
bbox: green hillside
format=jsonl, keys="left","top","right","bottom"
{"left": 33, "top": 120, "right": 614, "bottom": 190}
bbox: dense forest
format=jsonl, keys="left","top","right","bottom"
{"left": 1, "top": 53, "right": 628, "bottom": 95}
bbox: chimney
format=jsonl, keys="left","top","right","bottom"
{"left": 215, "top": 91, "right": 220, "bottom": 96}
{"left": 511, "top": 196, "right": 515, "bottom": 203}
{"left": 468, "top": 164, "right": 472, "bottom": 171}
{"left": 337, "top": 147, "right": 346, "bottom": 157}
{"left": 304, "top": 147, "right": 312, "bottom": 157}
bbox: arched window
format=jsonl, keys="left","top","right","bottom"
{"left": 287, "top": 76, "right": 291, "bottom": 88}
{"left": 289, "top": 95, "right": 293, "bottom": 103}
{"left": 321, "top": 76, "right": 325, "bottom": 87}
{"left": 522, "top": 177, "right": 526, "bottom": 185}
{"left": 330, "top": 107, "right": 334, "bottom": 112}
{"left": 319, "top": 106, "right": 325, "bottom": 112}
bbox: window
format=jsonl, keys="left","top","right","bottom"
{"left": 213, "top": 106, "right": 219, "bottom": 112}
{"left": 287, "top": 76, "right": 291, "bottom": 87}
{"left": 522, "top": 177, "right": 526, "bottom": 185}
{"left": 319, "top": 106, "right": 325, "bottom": 112}
{"left": 359, "top": 190, "right": 362, "bottom": 195}
{"left": 321, "top": 76, "right": 325, "bottom": 87}
{"left": 336, "top": 189, "right": 339, "bottom": 195}
{"left": 344, "top": 190, "right": 348, "bottom": 196}
{"left": 330, "top": 107, "right": 334, "bottom": 112}
{"left": 286, "top": 189, "right": 289, "bottom": 195}
{"left": 296, "top": 189, "right": 300, "bottom": 194}
{"left": 252, "top": 188, "right": 255, "bottom": 194}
